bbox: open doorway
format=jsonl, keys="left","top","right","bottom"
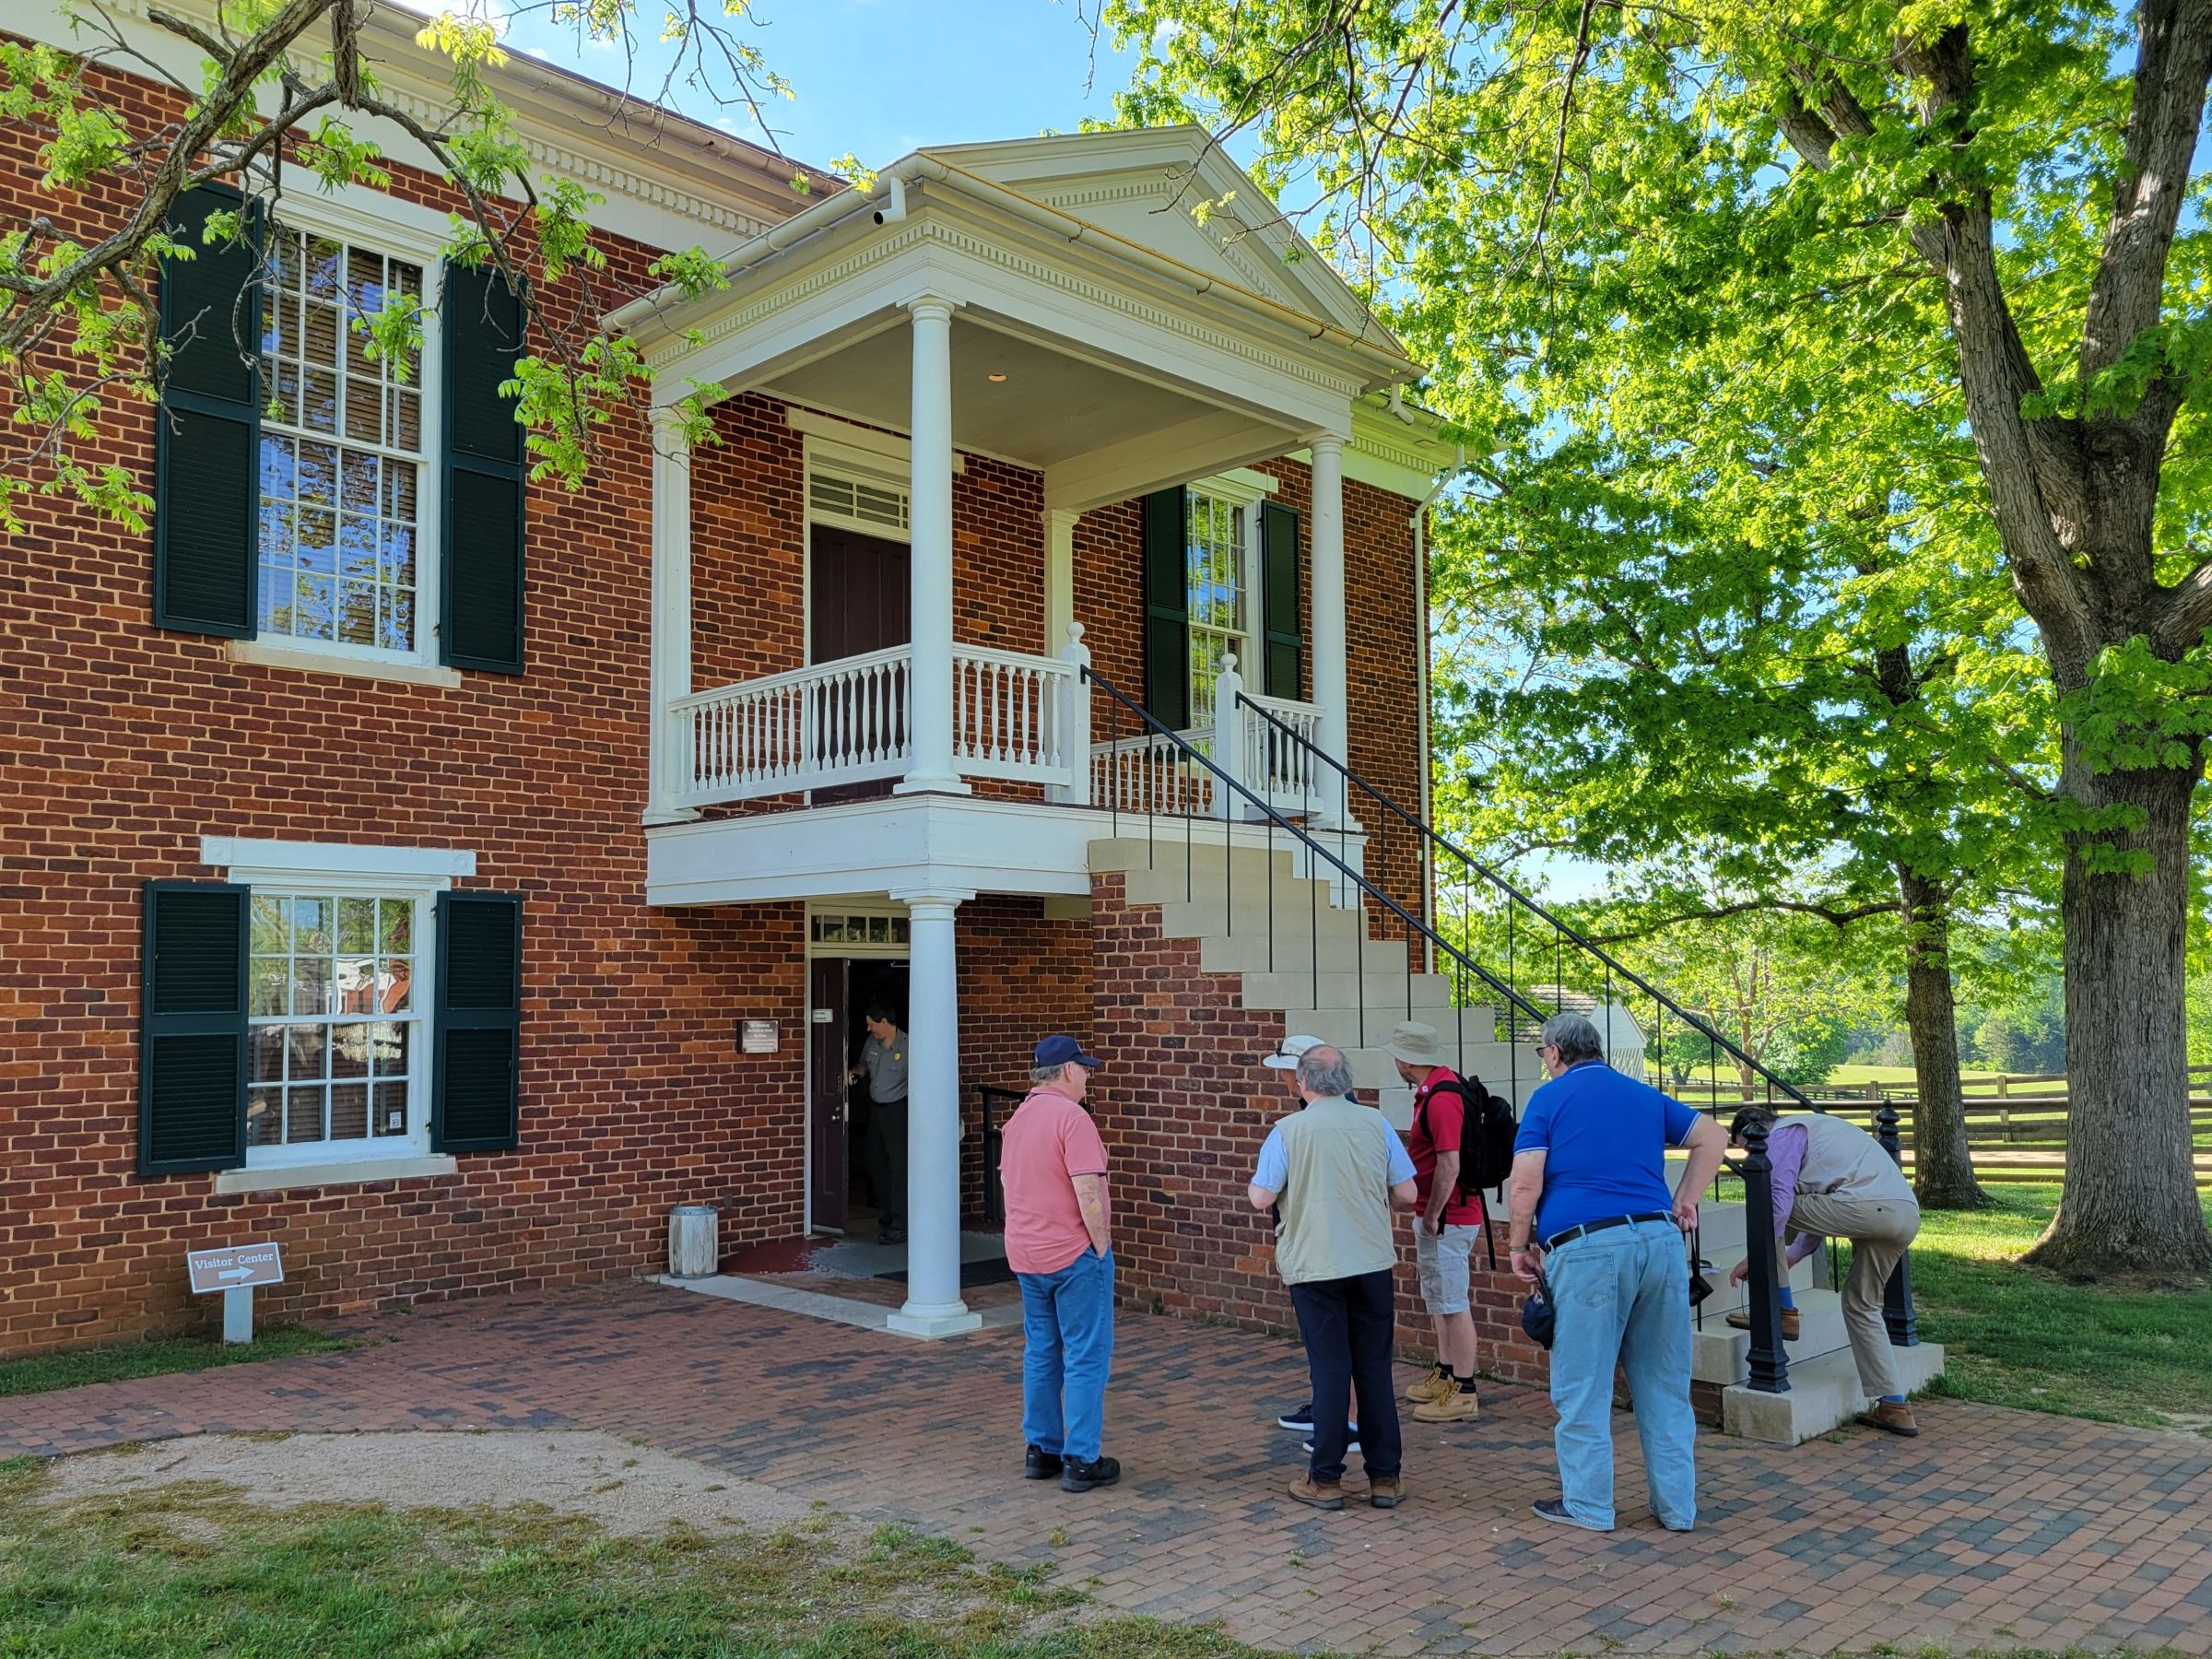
{"left": 806, "top": 950, "right": 909, "bottom": 1236}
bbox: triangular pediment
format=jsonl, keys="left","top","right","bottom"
{"left": 920, "top": 128, "right": 1385, "bottom": 345}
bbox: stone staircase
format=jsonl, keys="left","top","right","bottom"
{"left": 1090, "top": 833, "right": 1944, "bottom": 1443}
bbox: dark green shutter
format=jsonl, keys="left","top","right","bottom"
{"left": 1260, "top": 500, "right": 1303, "bottom": 700}
{"left": 140, "top": 882, "right": 248, "bottom": 1174}
{"left": 441, "top": 264, "right": 527, "bottom": 673}
{"left": 153, "top": 185, "right": 262, "bottom": 637}
{"left": 432, "top": 891, "right": 522, "bottom": 1152}
{"left": 1141, "top": 486, "right": 1189, "bottom": 731}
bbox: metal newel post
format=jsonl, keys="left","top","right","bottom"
{"left": 1740, "top": 1118, "right": 1791, "bottom": 1394}
{"left": 1876, "top": 1100, "right": 1921, "bottom": 1347}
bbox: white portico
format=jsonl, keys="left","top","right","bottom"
{"left": 615, "top": 127, "right": 1436, "bottom": 1335}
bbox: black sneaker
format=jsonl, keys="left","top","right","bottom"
{"left": 1277, "top": 1402, "right": 1315, "bottom": 1432}
{"left": 1301, "top": 1429, "right": 1360, "bottom": 1454}
{"left": 1024, "top": 1445, "right": 1063, "bottom": 1481}
{"left": 1059, "top": 1454, "right": 1121, "bottom": 1493}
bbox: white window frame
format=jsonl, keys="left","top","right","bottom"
{"left": 239, "top": 184, "right": 451, "bottom": 678}
{"left": 795, "top": 412, "right": 967, "bottom": 665}
{"left": 202, "top": 839, "right": 473, "bottom": 1178}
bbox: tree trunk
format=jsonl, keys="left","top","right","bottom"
{"left": 2026, "top": 751, "right": 2212, "bottom": 1279}
{"left": 1896, "top": 869, "right": 1986, "bottom": 1210}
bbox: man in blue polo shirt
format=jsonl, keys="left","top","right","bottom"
{"left": 1506, "top": 1011, "right": 1728, "bottom": 1533}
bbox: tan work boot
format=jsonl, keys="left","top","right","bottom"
{"left": 1288, "top": 1473, "right": 1346, "bottom": 1510}
{"left": 1404, "top": 1362, "right": 1453, "bottom": 1405}
{"left": 1413, "top": 1382, "right": 1480, "bottom": 1424}
{"left": 1856, "top": 1399, "right": 1921, "bottom": 1438}
{"left": 1367, "top": 1475, "right": 1405, "bottom": 1510}
{"left": 1724, "top": 1306, "right": 1802, "bottom": 1342}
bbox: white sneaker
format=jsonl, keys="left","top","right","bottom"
{"left": 1301, "top": 1429, "right": 1360, "bottom": 1454}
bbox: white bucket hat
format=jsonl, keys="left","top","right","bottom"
{"left": 1263, "top": 1034, "right": 1327, "bottom": 1071}
{"left": 1386, "top": 1020, "right": 1442, "bottom": 1069}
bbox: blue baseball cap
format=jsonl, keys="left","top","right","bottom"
{"left": 1033, "top": 1034, "right": 1102, "bottom": 1070}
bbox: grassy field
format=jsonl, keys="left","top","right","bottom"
{"left": 1903, "top": 1184, "right": 2212, "bottom": 1436}
{"left": 1828, "top": 1063, "right": 2007, "bottom": 1088}
{"left": 0, "top": 1327, "right": 347, "bottom": 1398}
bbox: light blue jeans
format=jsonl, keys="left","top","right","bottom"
{"left": 1545, "top": 1218, "right": 1697, "bottom": 1529}
{"left": 1019, "top": 1247, "right": 1114, "bottom": 1462}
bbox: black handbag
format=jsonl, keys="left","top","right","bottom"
{"left": 1521, "top": 1268, "right": 1558, "bottom": 1349}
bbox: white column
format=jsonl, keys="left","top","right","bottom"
{"left": 646, "top": 409, "right": 699, "bottom": 825}
{"left": 887, "top": 888, "right": 982, "bottom": 1338}
{"left": 1043, "top": 507, "right": 1078, "bottom": 654}
{"left": 1210, "top": 650, "right": 1246, "bottom": 819}
{"left": 1050, "top": 622, "right": 1092, "bottom": 806}
{"left": 1308, "top": 432, "right": 1351, "bottom": 818}
{"left": 895, "top": 297, "right": 970, "bottom": 795}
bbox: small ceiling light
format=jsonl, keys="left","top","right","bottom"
{"left": 987, "top": 371, "right": 1008, "bottom": 382}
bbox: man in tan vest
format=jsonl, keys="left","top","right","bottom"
{"left": 1247, "top": 1045, "right": 1418, "bottom": 1511}
{"left": 1726, "top": 1104, "right": 1924, "bottom": 1437}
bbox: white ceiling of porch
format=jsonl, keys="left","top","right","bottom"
{"left": 762, "top": 316, "right": 1291, "bottom": 472}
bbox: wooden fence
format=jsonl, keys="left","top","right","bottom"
{"left": 1658, "top": 1068, "right": 2212, "bottom": 1184}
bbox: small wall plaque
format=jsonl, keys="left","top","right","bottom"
{"left": 740, "top": 1019, "right": 780, "bottom": 1054}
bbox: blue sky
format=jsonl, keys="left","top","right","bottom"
{"left": 504, "top": 1, "right": 1147, "bottom": 171}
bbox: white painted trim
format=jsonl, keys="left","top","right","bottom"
{"left": 787, "top": 406, "right": 967, "bottom": 475}
{"left": 214, "top": 1154, "right": 458, "bottom": 1194}
{"left": 201, "top": 838, "right": 477, "bottom": 881}
{"left": 1193, "top": 466, "right": 1280, "bottom": 508}
{"left": 265, "top": 180, "right": 452, "bottom": 263}
{"left": 226, "top": 639, "right": 463, "bottom": 688}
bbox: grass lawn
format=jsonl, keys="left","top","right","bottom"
{"left": 1828, "top": 1063, "right": 2007, "bottom": 1088}
{"left": 0, "top": 1460, "right": 1253, "bottom": 1659}
{"left": 0, "top": 1327, "right": 347, "bottom": 1399}
{"left": 1903, "top": 1183, "right": 2212, "bottom": 1437}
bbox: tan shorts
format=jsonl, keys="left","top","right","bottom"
{"left": 1415, "top": 1222, "right": 1480, "bottom": 1314}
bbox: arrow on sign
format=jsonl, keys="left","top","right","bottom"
{"left": 218, "top": 1266, "right": 256, "bottom": 1282}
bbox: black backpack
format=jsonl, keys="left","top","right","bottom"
{"left": 1416, "top": 1073, "right": 1519, "bottom": 1201}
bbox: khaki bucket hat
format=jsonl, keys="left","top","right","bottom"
{"left": 1386, "top": 1020, "right": 1442, "bottom": 1070}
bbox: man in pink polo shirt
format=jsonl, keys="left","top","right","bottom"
{"left": 999, "top": 1033, "right": 1118, "bottom": 1493}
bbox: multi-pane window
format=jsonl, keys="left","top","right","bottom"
{"left": 258, "top": 229, "right": 425, "bottom": 653}
{"left": 1186, "top": 489, "right": 1249, "bottom": 719}
{"left": 248, "top": 893, "right": 419, "bottom": 1154}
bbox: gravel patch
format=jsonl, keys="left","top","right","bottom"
{"left": 37, "top": 1430, "right": 818, "bottom": 1536}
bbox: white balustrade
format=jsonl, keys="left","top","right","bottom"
{"left": 952, "top": 645, "right": 1075, "bottom": 784}
{"left": 1091, "top": 726, "right": 1217, "bottom": 818}
{"left": 1241, "top": 691, "right": 1326, "bottom": 807}
{"left": 673, "top": 644, "right": 912, "bottom": 805}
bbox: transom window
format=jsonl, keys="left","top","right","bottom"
{"left": 1186, "top": 488, "right": 1250, "bottom": 718}
{"left": 247, "top": 892, "right": 421, "bottom": 1155}
{"left": 258, "top": 229, "right": 425, "bottom": 654}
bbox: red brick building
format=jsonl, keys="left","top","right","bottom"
{"left": 3, "top": 6, "right": 1496, "bottom": 1358}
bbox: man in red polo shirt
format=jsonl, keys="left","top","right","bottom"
{"left": 1392, "top": 1021, "right": 1486, "bottom": 1423}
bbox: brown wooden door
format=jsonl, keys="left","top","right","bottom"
{"left": 809, "top": 957, "right": 850, "bottom": 1230}
{"left": 810, "top": 525, "right": 911, "bottom": 804}
{"left": 809, "top": 524, "right": 910, "bottom": 660}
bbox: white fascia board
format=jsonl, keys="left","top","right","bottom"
{"left": 202, "top": 838, "right": 477, "bottom": 882}
{"left": 788, "top": 408, "right": 966, "bottom": 476}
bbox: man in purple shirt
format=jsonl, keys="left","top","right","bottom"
{"left": 1725, "top": 1105, "right": 1924, "bottom": 1437}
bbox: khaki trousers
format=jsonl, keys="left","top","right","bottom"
{"left": 1786, "top": 1192, "right": 1921, "bottom": 1400}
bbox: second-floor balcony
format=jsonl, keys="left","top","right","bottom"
{"left": 665, "top": 629, "right": 1325, "bottom": 822}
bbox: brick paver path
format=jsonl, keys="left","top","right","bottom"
{"left": 5, "top": 1282, "right": 2208, "bottom": 1656}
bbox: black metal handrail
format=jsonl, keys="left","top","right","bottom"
{"left": 1087, "top": 665, "right": 1552, "bottom": 1054}
{"left": 1236, "top": 690, "right": 1815, "bottom": 1116}
{"left": 1230, "top": 689, "right": 1922, "bottom": 1398}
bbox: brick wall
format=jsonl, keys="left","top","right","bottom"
{"left": 0, "top": 58, "right": 821, "bottom": 1356}
{"left": 1087, "top": 872, "right": 1547, "bottom": 1388}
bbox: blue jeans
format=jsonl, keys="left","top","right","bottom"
{"left": 1288, "top": 1269, "right": 1402, "bottom": 1484}
{"left": 1545, "top": 1218, "right": 1697, "bottom": 1529}
{"left": 1019, "top": 1248, "right": 1114, "bottom": 1462}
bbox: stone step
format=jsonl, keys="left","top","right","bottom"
{"left": 1694, "top": 1241, "right": 1823, "bottom": 1316}
{"left": 1237, "top": 970, "right": 1458, "bottom": 1015}
{"left": 1691, "top": 1287, "right": 1852, "bottom": 1385}
{"left": 1722, "top": 1339, "right": 1947, "bottom": 1445}
{"left": 1154, "top": 896, "right": 1366, "bottom": 945}
{"left": 1199, "top": 929, "right": 1411, "bottom": 975}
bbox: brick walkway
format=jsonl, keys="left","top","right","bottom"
{"left": 5, "top": 1283, "right": 2209, "bottom": 1657}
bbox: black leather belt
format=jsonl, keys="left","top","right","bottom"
{"left": 1542, "top": 1211, "right": 1672, "bottom": 1252}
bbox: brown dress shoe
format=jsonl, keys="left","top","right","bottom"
{"left": 1856, "top": 1399, "right": 1920, "bottom": 1437}
{"left": 1288, "top": 1474, "right": 1345, "bottom": 1510}
{"left": 1724, "top": 1306, "right": 1801, "bottom": 1342}
{"left": 1367, "top": 1476, "right": 1404, "bottom": 1509}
